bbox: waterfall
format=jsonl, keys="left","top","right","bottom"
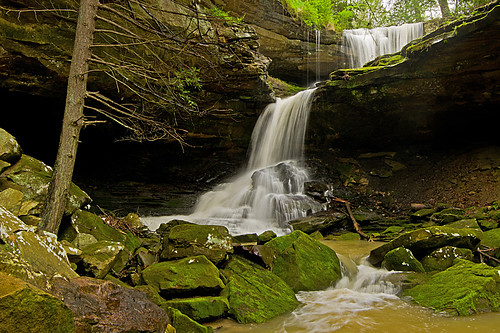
{"left": 342, "top": 22, "right": 424, "bottom": 69}
{"left": 315, "top": 29, "right": 321, "bottom": 83}
{"left": 142, "top": 89, "right": 321, "bottom": 235}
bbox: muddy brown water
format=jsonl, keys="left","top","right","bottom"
{"left": 207, "top": 240, "right": 500, "bottom": 333}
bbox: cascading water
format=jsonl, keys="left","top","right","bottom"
{"left": 342, "top": 22, "right": 424, "bottom": 68}
{"left": 142, "top": 89, "right": 321, "bottom": 235}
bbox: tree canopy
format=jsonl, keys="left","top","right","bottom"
{"left": 279, "top": 0, "right": 493, "bottom": 29}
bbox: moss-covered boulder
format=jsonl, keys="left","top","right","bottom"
{"left": 0, "top": 187, "right": 24, "bottom": 215}
{"left": 164, "top": 296, "right": 229, "bottom": 322}
{"left": 261, "top": 230, "right": 341, "bottom": 292}
{"left": 161, "top": 224, "right": 233, "bottom": 265}
{"left": 1, "top": 155, "right": 90, "bottom": 216}
{"left": 445, "top": 219, "right": 482, "bottom": 230}
{"left": 381, "top": 247, "right": 425, "bottom": 272}
{"left": 421, "top": 246, "right": 473, "bottom": 272}
{"left": 257, "top": 230, "right": 277, "bottom": 244}
{"left": 69, "top": 209, "right": 141, "bottom": 252}
{"left": 0, "top": 128, "right": 22, "bottom": 163}
{"left": 142, "top": 255, "right": 225, "bottom": 297}
{"left": 368, "top": 226, "right": 481, "bottom": 266}
{"left": 0, "top": 206, "right": 78, "bottom": 280}
{"left": 166, "top": 307, "right": 213, "bottom": 333}
{"left": 405, "top": 260, "right": 500, "bottom": 315}
{"left": 479, "top": 228, "right": 500, "bottom": 259}
{"left": 80, "top": 240, "right": 125, "bottom": 279}
{"left": 221, "top": 256, "right": 299, "bottom": 323}
{"left": 288, "top": 212, "right": 346, "bottom": 234}
{"left": 0, "top": 272, "right": 74, "bottom": 333}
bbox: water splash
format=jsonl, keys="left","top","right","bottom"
{"left": 143, "top": 89, "right": 320, "bottom": 235}
{"left": 343, "top": 23, "right": 424, "bottom": 68}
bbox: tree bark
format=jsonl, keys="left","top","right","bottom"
{"left": 437, "top": 0, "right": 451, "bottom": 17}
{"left": 40, "top": 0, "right": 99, "bottom": 234}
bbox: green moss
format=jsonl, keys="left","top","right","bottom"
{"left": 262, "top": 230, "right": 341, "bottom": 292}
{"left": 421, "top": 246, "right": 473, "bottom": 272}
{"left": 166, "top": 307, "right": 213, "bottom": 333}
{"left": 221, "top": 256, "right": 299, "bottom": 323}
{"left": 405, "top": 260, "right": 500, "bottom": 315}
{"left": 71, "top": 210, "right": 127, "bottom": 244}
{"left": 141, "top": 255, "right": 225, "bottom": 297}
{"left": 480, "top": 228, "right": 500, "bottom": 249}
{"left": 382, "top": 247, "right": 425, "bottom": 272}
{"left": 164, "top": 296, "right": 229, "bottom": 322}
{"left": 336, "top": 232, "right": 360, "bottom": 241}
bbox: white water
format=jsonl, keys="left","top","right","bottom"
{"left": 343, "top": 22, "right": 424, "bottom": 68}
{"left": 142, "top": 89, "right": 320, "bottom": 235}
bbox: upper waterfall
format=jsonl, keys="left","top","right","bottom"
{"left": 342, "top": 22, "right": 424, "bottom": 69}
{"left": 142, "top": 89, "right": 321, "bottom": 235}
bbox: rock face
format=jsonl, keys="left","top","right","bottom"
{"left": 405, "top": 260, "right": 500, "bottom": 316}
{"left": 309, "top": 3, "right": 500, "bottom": 151}
{"left": 49, "top": 277, "right": 169, "bottom": 333}
{"left": 215, "top": 0, "right": 342, "bottom": 84}
{"left": 0, "top": 272, "right": 74, "bottom": 333}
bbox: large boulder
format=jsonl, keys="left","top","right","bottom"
{"left": 49, "top": 276, "right": 169, "bottom": 333}
{"left": 0, "top": 155, "right": 91, "bottom": 216}
{"left": 421, "top": 246, "right": 474, "bottom": 272}
{"left": 261, "top": 230, "right": 342, "bottom": 292}
{"left": 381, "top": 247, "right": 425, "bottom": 272}
{"left": 0, "top": 206, "right": 78, "bottom": 281}
{"left": 0, "top": 128, "right": 22, "bottom": 163}
{"left": 142, "top": 255, "right": 225, "bottom": 297}
{"left": 80, "top": 240, "right": 125, "bottom": 279}
{"left": 0, "top": 272, "right": 74, "bottom": 333}
{"left": 166, "top": 307, "right": 213, "bottom": 333}
{"left": 368, "top": 226, "right": 481, "bottom": 266}
{"left": 405, "top": 260, "right": 500, "bottom": 315}
{"left": 161, "top": 224, "right": 233, "bottom": 264}
{"left": 164, "top": 296, "right": 229, "bottom": 322}
{"left": 221, "top": 255, "right": 299, "bottom": 323}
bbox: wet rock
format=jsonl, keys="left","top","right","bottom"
{"left": 421, "top": 246, "right": 473, "bottom": 272}
{"left": 0, "top": 128, "right": 22, "bottom": 163}
{"left": 445, "top": 219, "right": 482, "bottom": 230}
{"left": 430, "top": 208, "right": 466, "bottom": 225}
{"left": 368, "top": 226, "right": 481, "bottom": 266}
{"left": 164, "top": 296, "right": 229, "bottom": 322}
{"left": 261, "top": 230, "right": 342, "bottom": 292}
{"left": 0, "top": 272, "right": 74, "bottom": 333}
{"left": 233, "top": 233, "right": 258, "bottom": 244}
{"left": 411, "top": 208, "right": 437, "bottom": 222}
{"left": 405, "top": 260, "right": 500, "bottom": 316}
{"left": 289, "top": 212, "right": 346, "bottom": 234}
{"left": 0, "top": 160, "right": 10, "bottom": 174}
{"left": 221, "top": 256, "right": 299, "bottom": 323}
{"left": 80, "top": 240, "right": 125, "bottom": 279}
{"left": 49, "top": 276, "right": 168, "bottom": 332}
{"left": 381, "top": 247, "right": 424, "bottom": 272}
{"left": 71, "top": 233, "right": 98, "bottom": 249}
{"left": 0, "top": 206, "right": 78, "bottom": 281}
{"left": 142, "top": 255, "right": 225, "bottom": 298}
{"left": 166, "top": 307, "right": 213, "bottom": 333}
{"left": 161, "top": 224, "right": 233, "bottom": 265}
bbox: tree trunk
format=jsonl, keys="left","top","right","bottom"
{"left": 40, "top": 0, "right": 99, "bottom": 234}
{"left": 437, "top": 0, "right": 451, "bottom": 17}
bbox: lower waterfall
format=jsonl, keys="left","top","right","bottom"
{"left": 143, "top": 89, "right": 320, "bottom": 235}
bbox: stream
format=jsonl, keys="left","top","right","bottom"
{"left": 207, "top": 240, "right": 500, "bottom": 333}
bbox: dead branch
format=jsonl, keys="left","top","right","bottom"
{"left": 331, "top": 197, "right": 370, "bottom": 240}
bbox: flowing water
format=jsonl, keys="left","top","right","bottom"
{"left": 342, "top": 22, "right": 424, "bottom": 68}
{"left": 142, "top": 89, "right": 320, "bottom": 235}
{"left": 207, "top": 240, "right": 500, "bottom": 332}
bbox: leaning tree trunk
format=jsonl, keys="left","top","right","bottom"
{"left": 40, "top": 0, "right": 99, "bottom": 234}
{"left": 437, "top": 0, "right": 451, "bottom": 17}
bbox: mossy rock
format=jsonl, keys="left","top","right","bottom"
{"left": 288, "top": 213, "right": 346, "bottom": 234}
{"left": 421, "top": 246, "right": 473, "bottom": 272}
{"left": 336, "top": 232, "right": 360, "bottom": 241}
{"left": 411, "top": 208, "right": 436, "bottom": 221}
{"left": 142, "top": 255, "right": 225, "bottom": 297}
{"left": 164, "top": 296, "right": 229, "bottom": 322}
{"left": 3, "top": 155, "right": 90, "bottom": 216}
{"left": 445, "top": 219, "right": 482, "bottom": 230}
{"left": 261, "top": 230, "right": 342, "bottom": 292}
{"left": 221, "top": 256, "right": 299, "bottom": 323}
{"left": 0, "top": 187, "right": 24, "bottom": 215}
{"left": 81, "top": 240, "right": 125, "bottom": 279}
{"left": 166, "top": 307, "right": 213, "bottom": 333}
{"left": 0, "top": 160, "right": 10, "bottom": 174}
{"left": 381, "top": 247, "right": 424, "bottom": 272}
{"left": 480, "top": 228, "right": 500, "bottom": 258}
{"left": 368, "top": 226, "right": 481, "bottom": 266}
{"left": 70, "top": 210, "right": 141, "bottom": 252}
{"left": 161, "top": 224, "right": 233, "bottom": 264}
{"left": 405, "top": 259, "right": 500, "bottom": 315}
{"left": 0, "top": 272, "right": 74, "bottom": 332}
{"left": 0, "top": 128, "right": 22, "bottom": 163}
{"left": 233, "top": 233, "right": 258, "bottom": 244}
{"left": 257, "top": 230, "right": 277, "bottom": 244}
{"left": 478, "top": 219, "right": 499, "bottom": 230}
{"left": 430, "top": 208, "right": 466, "bottom": 225}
